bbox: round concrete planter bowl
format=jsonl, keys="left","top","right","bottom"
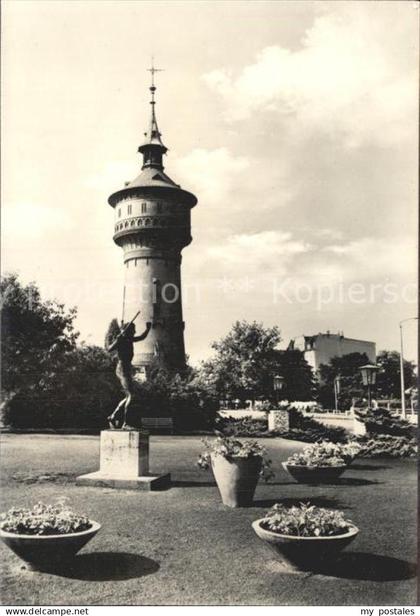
{"left": 211, "top": 454, "right": 262, "bottom": 507}
{"left": 252, "top": 518, "right": 359, "bottom": 572}
{"left": 282, "top": 462, "right": 347, "bottom": 484}
{"left": 0, "top": 521, "right": 101, "bottom": 571}
{"left": 342, "top": 454, "right": 358, "bottom": 466}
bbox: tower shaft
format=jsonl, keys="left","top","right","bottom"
{"left": 108, "top": 70, "right": 197, "bottom": 374}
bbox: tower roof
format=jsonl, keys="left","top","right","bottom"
{"left": 126, "top": 165, "right": 178, "bottom": 189}
{"left": 108, "top": 63, "right": 197, "bottom": 208}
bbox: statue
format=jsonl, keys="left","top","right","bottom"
{"left": 107, "top": 318, "right": 152, "bottom": 429}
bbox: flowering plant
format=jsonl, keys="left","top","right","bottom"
{"left": 261, "top": 502, "right": 354, "bottom": 537}
{"left": 197, "top": 436, "right": 274, "bottom": 481}
{"left": 0, "top": 498, "right": 92, "bottom": 536}
{"left": 285, "top": 441, "right": 346, "bottom": 467}
{"left": 339, "top": 441, "right": 362, "bottom": 462}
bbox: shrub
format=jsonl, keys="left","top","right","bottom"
{"left": 216, "top": 416, "right": 270, "bottom": 437}
{"left": 355, "top": 407, "right": 416, "bottom": 438}
{"left": 261, "top": 503, "right": 354, "bottom": 537}
{"left": 197, "top": 436, "right": 274, "bottom": 481}
{"left": 0, "top": 498, "right": 91, "bottom": 535}
{"left": 281, "top": 408, "right": 349, "bottom": 443}
{"left": 3, "top": 345, "right": 121, "bottom": 430}
{"left": 216, "top": 409, "right": 349, "bottom": 442}
{"left": 123, "top": 364, "right": 219, "bottom": 432}
{"left": 356, "top": 434, "right": 417, "bottom": 458}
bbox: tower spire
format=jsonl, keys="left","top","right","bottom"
{"left": 147, "top": 59, "right": 164, "bottom": 141}
{"left": 138, "top": 60, "right": 167, "bottom": 169}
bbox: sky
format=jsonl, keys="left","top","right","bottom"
{"left": 2, "top": 0, "right": 418, "bottom": 364}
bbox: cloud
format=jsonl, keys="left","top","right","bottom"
{"left": 209, "top": 230, "right": 310, "bottom": 270}
{"left": 189, "top": 229, "right": 416, "bottom": 294}
{"left": 321, "top": 237, "right": 417, "bottom": 281}
{"left": 203, "top": 4, "right": 417, "bottom": 147}
{"left": 173, "top": 147, "right": 250, "bottom": 206}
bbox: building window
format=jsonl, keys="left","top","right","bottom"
{"left": 127, "top": 204, "right": 132, "bottom": 215}
{"left": 157, "top": 202, "right": 162, "bottom": 213}
{"left": 118, "top": 208, "right": 121, "bottom": 218}
{"left": 142, "top": 203, "right": 147, "bottom": 213}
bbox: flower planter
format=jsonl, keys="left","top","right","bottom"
{"left": 211, "top": 454, "right": 262, "bottom": 507}
{"left": 282, "top": 462, "right": 347, "bottom": 484}
{"left": 0, "top": 521, "right": 101, "bottom": 570}
{"left": 342, "top": 454, "right": 357, "bottom": 466}
{"left": 252, "top": 518, "right": 359, "bottom": 572}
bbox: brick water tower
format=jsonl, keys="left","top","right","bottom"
{"left": 108, "top": 68, "right": 197, "bottom": 375}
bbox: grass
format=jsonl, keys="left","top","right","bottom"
{"left": 0, "top": 434, "right": 417, "bottom": 606}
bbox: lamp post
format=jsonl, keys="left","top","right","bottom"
{"left": 399, "top": 317, "right": 418, "bottom": 419}
{"left": 334, "top": 376, "right": 341, "bottom": 412}
{"left": 273, "top": 375, "right": 285, "bottom": 408}
{"left": 359, "top": 364, "right": 379, "bottom": 409}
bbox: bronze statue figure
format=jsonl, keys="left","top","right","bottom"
{"left": 107, "top": 319, "right": 152, "bottom": 429}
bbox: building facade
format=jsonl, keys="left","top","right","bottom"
{"left": 302, "top": 332, "right": 376, "bottom": 375}
{"left": 108, "top": 74, "right": 197, "bottom": 374}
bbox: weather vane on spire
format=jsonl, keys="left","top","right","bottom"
{"left": 147, "top": 57, "right": 164, "bottom": 89}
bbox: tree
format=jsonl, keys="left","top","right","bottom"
{"left": 375, "top": 350, "right": 416, "bottom": 399}
{"left": 200, "top": 321, "right": 280, "bottom": 403}
{"left": 1, "top": 274, "right": 121, "bottom": 429}
{"left": 274, "top": 350, "right": 317, "bottom": 402}
{"left": 200, "top": 320, "right": 316, "bottom": 404}
{"left": 318, "top": 352, "right": 369, "bottom": 409}
{"left": 1, "top": 274, "right": 78, "bottom": 412}
{"left": 318, "top": 350, "right": 418, "bottom": 410}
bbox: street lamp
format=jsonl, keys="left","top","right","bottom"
{"left": 359, "top": 364, "right": 379, "bottom": 409}
{"left": 334, "top": 375, "right": 341, "bottom": 412}
{"left": 273, "top": 375, "right": 285, "bottom": 408}
{"left": 399, "top": 317, "right": 418, "bottom": 419}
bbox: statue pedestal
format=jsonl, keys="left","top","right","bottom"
{"left": 76, "top": 429, "right": 171, "bottom": 491}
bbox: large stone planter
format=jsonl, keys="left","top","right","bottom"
{"left": 282, "top": 462, "right": 347, "bottom": 484}
{"left": 252, "top": 518, "right": 359, "bottom": 572}
{"left": 0, "top": 521, "right": 101, "bottom": 571}
{"left": 211, "top": 454, "right": 262, "bottom": 508}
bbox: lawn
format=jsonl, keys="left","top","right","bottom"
{"left": 0, "top": 434, "right": 417, "bottom": 606}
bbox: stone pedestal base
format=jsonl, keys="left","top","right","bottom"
{"left": 268, "top": 409, "right": 290, "bottom": 433}
{"left": 76, "top": 429, "right": 170, "bottom": 491}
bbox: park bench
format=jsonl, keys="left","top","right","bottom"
{"left": 141, "top": 417, "right": 174, "bottom": 434}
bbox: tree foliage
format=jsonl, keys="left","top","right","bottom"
{"left": 125, "top": 360, "right": 219, "bottom": 431}
{"left": 274, "top": 350, "right": 317, "bottom": 402}
{"left": 318, "top": 352, "right": 369, "bottom": 409}
{"left": 1, "top": 274, "right": 78, "bottom": 406}
{"left": 375, "top": 350, "right": 415, "bottom": 399}
{"left": 200, "top": 320, "right": 316, "bottom": 403}
{"left": 1, "top": 274, "right": 120, "bottom": 429}
{"left": 318, "top": 350, "right": 417, "bottom": 409}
